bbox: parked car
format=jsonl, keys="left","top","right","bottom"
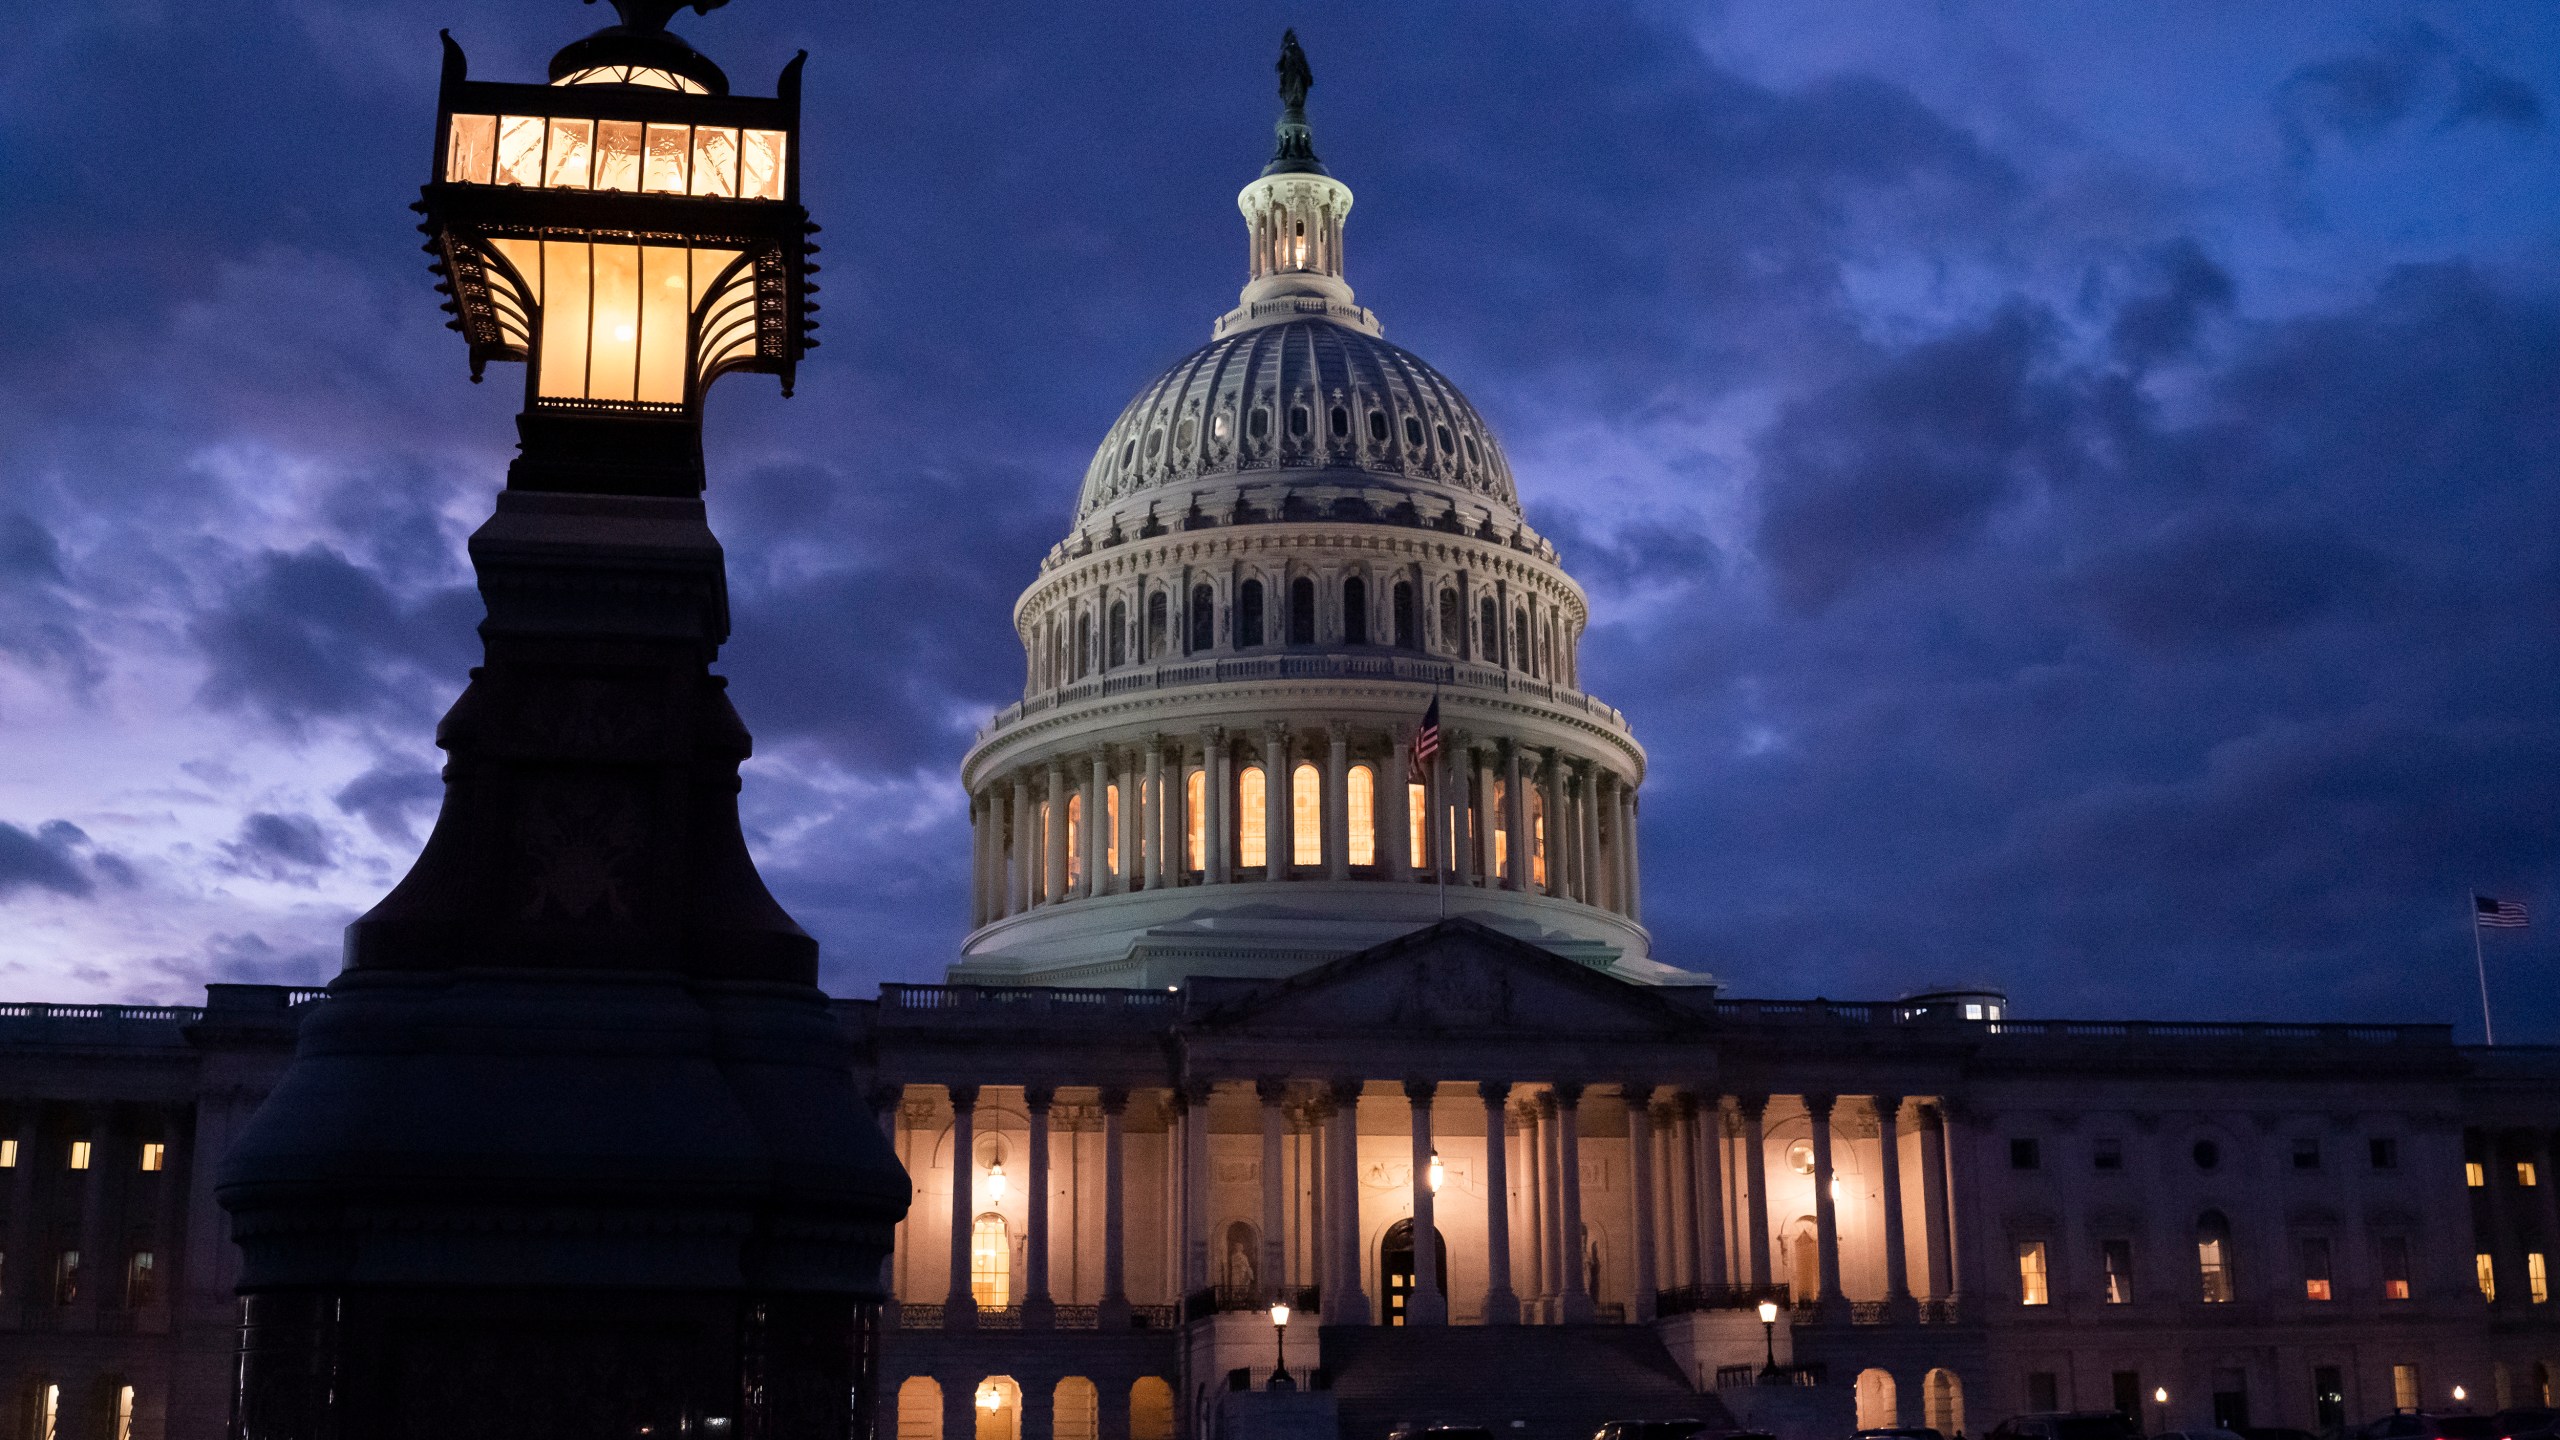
{"left": 1592, "top": 1422, "right": 1719, "bottom": 1440}
{"left": 2360, "top": 1415, "right": 2503, "bottom": 1440}
{"left": 2493, "top": 1411, "right": 2560, "bottom": 1440}
{"left": 2239, "top": 1427, "right": 2320, "bottom": 1440}
{"left": 1856, "top": 1428, "right": 1948, "bottom": 1440}
{"left": 1990, "top": 1414, "right": 2145, "bottom": 1440}
{"left": 2151, "top": 1428, "right": 2246, "bottom": 1440}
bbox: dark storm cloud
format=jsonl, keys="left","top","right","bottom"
{"left": 333, "top": 763, "right": 444, "bottom": 845}
{"left": 2076, "top": 517, "right": 2394, "bottom": 653}
{"left": 2108, "top": 240, "right": 2236, "bottom": 370}
{"left": 0, "top": 820, "right": 96, "bottom": 901}
{"left": 189, "top": 545, "right": 478, "bottom": 734}
{"left": 2276, "top": 22, "right": 2543, "bottom": 167}
{"left": 218, "top": 812, "right": 336, "bottom": 882}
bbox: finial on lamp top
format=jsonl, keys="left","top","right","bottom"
{"left": 1264, "top": 29, "right": 1327, "bottom": 177}
{"left": 586, "top": 0, "right": 731, "bottom": 33}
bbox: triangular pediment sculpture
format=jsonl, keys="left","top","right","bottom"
{"left": 1191, "top": 918, "right": 1696, "bottom": 1037}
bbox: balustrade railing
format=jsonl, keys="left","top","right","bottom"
{"left": 976, "top": 655, "right": 1630, "bottom": 741}
{"left": 1653, "top": 1284, "right": 1790, "bottom": 1318}
{"left": 1715, "top": 1363, "right": 1826, "bottom": 1390}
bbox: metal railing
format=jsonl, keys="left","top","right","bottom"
{"left": 0, "top": 1003, "right": 206, "bottom": 1024}
{"left": 1654, "top": 1284, "right": 1791, "bottom": 1317}
{"left": 1716, "top": 1363, "right": 1826, "bottom": 1389}
{"left": 1185, "top": 1284, "right": 1317, "bottom": 1322}
{"left": 977, "top": 654, "right": 1630, "bottom": 742}
{"left": 1707, "top": 999, "right": 2450, "bottom": 1046}
{"left": 878, "top": 984, "right": 1181, "bottom": 1021}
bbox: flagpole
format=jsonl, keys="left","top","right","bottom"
{"left": 2472, "top": 895, "right": 2496, "bottom": 1046}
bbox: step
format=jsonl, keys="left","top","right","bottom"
{"left": 1317, "top": 1325, "right": 1728, "bottom": 1440}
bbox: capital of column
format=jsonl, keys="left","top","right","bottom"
{"left": 865, "top": 1082, "right": 903, "bottom": 1116}
{"left": 1098, "top": 1086, "right": 1130, "bottom": 1115}
{"left": 1734, "top": 1093, "right": 1769, "bottom": 1122}
{"left": 1804, "top": 1093, "right": 1837, "bottom": 1121}
{"left": 1263, "top": 720, "right": 1288, "bottom": 747}
{"left": 1256, "top": 1075, "right": 1292, "bottom": 1105}
{"left": 1327, "top": 1077, "right": 1364, "bottom": 1106}
{"left": 947, "top": 1084, "right": 981, "bottom": 1111}
{"left": 1550, "top": 1080, "right": 1586, "bottom": 1108}
{"left": 1327, "top": 718, "right": 1349, "bottom": 743}
{"left": 1675, "top": 1089, "right": 1706, "bottom": 1119}
{"left": 1873, "top": 1095, "right": 1906, "bottom": 1131}
{"left": 1023, "top": 1084, "right": 1057, "bottom": 1113}
{"left": 1477, "top": 1079, "right": 1514, "bottom": 1106}
{"left": 1620, "top": 1081, "right": 1656, "bottom": 1109}
{"left": 1402, "top": 1077, "right": 1439, "bottom": 1104}
{"left": 1178, "top": 1078, "right": 1215, "bottom": 1107}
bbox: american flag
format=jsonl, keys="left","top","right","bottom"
{"left": 2477, "top": 896, "right": 2530, "bottom": 929}
{"left": 1409, "top": 697, "right": 1440, "bottom": 770}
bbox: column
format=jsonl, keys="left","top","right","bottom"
{"left": 1448, "top": 738, "right": 1475, "bottom": 888}
{"left": 1182, "top": 1082, "right": 1213, "bottom": 1298}
{"left": 1474, "top": 746, "right": 1500, "bottom": 886}
{"left": 1116, "top": 748, "right": 1138, "bottom": 892}
{"left": 1620, "top": 785, "right": 1643, "bottom": 921}
{"left": 1404, "top": 1079, "right": 1446, "bottom": 1324}
{"left": 1541, "top": 750, "right": 1568, "bottom": 897}
{"left": 1739, "top": 1094, "right": 1773, "bottom": 1289}
{"left": 1323, "top": 722, "right": 1351, "bottom": 881}
{"left": 1625, "top": 1083, "right": 1660, "bottom": 1321}
{"left": 1480, "top": 1081, "right": 1519, "bottom": 1324}
{"left": 1694, "top": 1094, "right": 1731, "bottom": 1289}
{"left": 1502, "top": 743, "right": 1530, "bottom": 892}
{"left": 1876, "top": 1095, "right": 1914, "bottom": 1317}
{"left": 1387, "top": 725, "right": 1414, "bottom": 879}
{"left": 1326, "top": 1078, "right": 1370, "bottom": 1323}
{"left": 1024, "top": 1085, "right": 1056, "bottom": 1327}
{"left": 1086, "top": 749, "right": 1109, "bottom": 898}
{"left": 945, "top": 1084, "right": 979, "bottom": 1328}
{"left": 1203, "top": 727, "right": 1228, "bottom": 883}
{"left": 1143, "top": 743, "right": 1166, "bottom": 890}
{"left": 1577, "top": 763, "right": 1602, "bottom": 905}
{"left": 1518, "top": 1102, "right": 1547, "bottom": 1318}
{"left": 1917, "top": 1102, "right": 1955, "bottom": 1300}
{"left": 1538, "top": 1093, "right": 1566, "bottom": 1313}
{"left": 1043, "top": 761, "right": 1068, "bottom": 904}
{"left": 1808, "top": 1093, "right": 1846, "bottom": 1318}
{"left": 1258, "top": 1078, "right": 1289, "bottom": 1300}
{"left": 1664, "top": 1097, "right": 1697, "bottom": 1290}
{"left": 1262, "top": 723, "right": 1289, "bottom": 882}
{"left": 1007, "top": 775, "right": 1031, "bottom": 913}
{"left": 2484, "top": 1129, "right": 2521, "bottom": 1308}
{"left": 1554, "top": 1082, "right": 1594, "bottom": 1321}
{"left": 1099, "top": 1087, "right": 1131, "bottom": 1328}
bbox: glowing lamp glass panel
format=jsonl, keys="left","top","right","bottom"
{"left": 492, "top": 238, "right": 744, "bottom": 406}
{"left": 448, "top": 115, "right": 784, "bottom": 201}
{"left": 556, "top": 65, "right": 708, "bottom": 94}
{"left": 446, "top": 113, "right": 496, "bottom": 184}
{"left": 643, "top": 123, "right": 690, "bottom": 193}
{"left": 495, "top": 115, "right": 546, "bottom": 186}
{"left": 543, "top": 118, "right": 594, "bottom": 189}
{"left": 596, "top": 120, "right": 644, "bottom": 191}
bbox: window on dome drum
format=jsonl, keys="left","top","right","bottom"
{"left": 1249, "top": 408, "right": 1271, "bottom": 442}
{"left": 2302, "top": 1237, "right": 2333, "bottom": 1301}
{"left": 1121, "top": 438, "right": 1137, "bottom": 469}
{"left": 1408, "top": 782, "right": 1429, "bottom": 867}
{"left": 2197, "top": 1211, "right": 2234, "bottom": 1303}
{"left": 2101, "top": 1239, "right": 2133, "bottom": 1303}
{"left": 1105, "top": 784, "right": 1120, "bottom": 875}
{"left": 2017, "top": 1240, "right": 2050, "bottom": 1306}
{"left": 1185, "top": 770, "right": 1207, "bottom": 872}
{"left": 971, "top": 1213, "right": 1010, "bottom": 1308}
{"left": 1289, "top": 406, "right": 1309, "bottom": 438}
{"left": 1075, "top": 613, "right": 1091, "bottom": 680}
{"left": 1437, "top": 423, "right": 1454, "bottom": 452}
{"left": 1439, "top": 589, "right": 1461, "bottom": 654}
{"left": 1289, "top": 578, "right": 1316, "bottom": 645}
{"left": 1481, "top": 598, "right": 1501, "bottom": 662}
{"left": 1237, "top": 580, "right": 1265, "bottom": 648}
{"left": 1330, "top": 406, "right": 1349, "bottom": 438}
{"left": 1176, "top": 416, "right": 1195, "bottom": 452}
{"left": 1213, "top": 409, "right": 1233, "bottom": 444}
{"left": 1369, "top": 410, "right": 1390, "bottom": 443}
{"left": 1145, "top": 429, "right": 1163, "bottom": 458}
{"left": 1348, "top": 766, "right": 1376, "bottom": 865}
{"left": 1108, "top": 602, "right": 1127, "bottom": 669}
{"left": 1392, "top": 583, "right": 1417, "bottom": 649}
{"left": 1146, "top": 592, "right": 1167, "bottom": 660}
{"left": 1238, "top": 766, "right": 1267, "bottom": 870}
{"left": 1292, "top": 764, "right": 1322, "bottom": 866}
{"left": 1462, "top": 433, "right": 1479, "bottom": 463}
{"left": 1065, "top": 795, "right": 1083, "bottom": 890}
{"left": 1515, "top": 611, "right": 1533, "bottom": 676}
{"left": 1404, "top": 415, "right": 1425, "bottom": 447}
{"left": 1191, "top": 584, "right": 1215, "bottom": 653}
{"left": 1343, "top": 577, "right": 1367, "bottom": 645}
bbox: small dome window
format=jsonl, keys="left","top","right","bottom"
{"left": 1368, "top": 410, "right": 1389, "bottom": 443}
{"left": 1436, "top": 423, "right": 1454, "bottom": 452}
{"left": 2193, "top": 1139, "right": 2221, "bottom": 1171}
{"left": 1461, "top": 434, "right": 1479, "bottom": 463}
{"left": 1329, "top": 406, "right": 1349, "bottom": 438}
{"left": 1289, "top": 405, "right": 1309, "bottom": 438}
{"left": 1249, "top": 407, "right": 1271, "bottom": 441}
{"left": 1176, "top": 416, "right": 1197, "bottom": 451}
{"left": 1145, "top": 429, "right": 1163, "bottom": 458}
{"left": 1120, "top": 438, "right": 1137, "bottom": 468}
{"left": 1403, "top": 415, "right": 1425, "bottom": 448}
{"left": 1213, "top": 409, "right": 1233, "bottom": 443}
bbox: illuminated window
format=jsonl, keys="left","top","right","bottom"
{"left": 67, "top": 1141, "right": 90, "bottom": 1171}
{"left": 2196, "top": 1212, "right": 2233, "bottom": 1303}
{"left": 970, "top": 1213, "right": 1010, "bottom": 1309}
{"left": 2302, "top": 1237, "right": 2333, "bottom": 1301}
{"left": 1492, "top": 780, "right": 1509, "bottom": 875}
{"left": 1065, "top": 794, "right": 1083, "bottom": 890}
{"left": 1529, "top": 786, "right": 1546, "bottom": 887}
{"left": 2468, "top": 1161, "right": 2487, "bottom": 1187}
{"left": 1407, "top": 782, "right": 1429, "bottom": 868}
{"left": 2522, "top": 1162, "right": 2540, "bottom": 1188}
{"left": 1238, "top": 766, "right": 1267, "bottom": 869}
{"left": 2477, "top": 1252, "right": 2497, "bottom": 1302}
{"left": 1292, "top": 763, "right": 1322, "bottom": 865}
{"left": 0, "top": 1138, "right": 16, "bottom": 1167}
{"left": 54, "top": 1250, "right": 78, "bottom": 1306}
{"left": 2394, "top": 1366, "right": 2421, "bottom": 1412}
{"left": 643, "top": 122, "right": 690, "bottom": 192}
{"left": 1105, "top": 784, "right": 1120, "bottom": 877}
{"left": 115, "top": 1385, "right": 134, "bottom": 1440}
{"left": 2532, "top": 1252, "right": 2550, "bottom": 1304}
{"left": 40, "top": 1384, "right": 58, "bottom": 1440}
{"left": 596, "top": 118, "right": 642, "bottom": 191}
{"left": 2380, "top": 1236, "right": 2412, "bottom": 1299}
{"left": 126, "top": 1250, "right": 156, "bottom": 1307}
{"left": 1347, "top": 766, "right": 1376, "bottom": 865}
{"left": 2101, "top": 1240, "right": 2132, "bottom": 1304}
{"left": 139, "top": 1143, "right": 164, "bottom": 1173}
{"left": 1185, "top": 770, "right": 1206, "bottom": 871}
{"left": 2017, "top": 1241, "right": 2050, "bottom": 1306}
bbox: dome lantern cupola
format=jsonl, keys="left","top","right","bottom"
{"left": 1218, "top": 31, "right": 1380, "bottom": 340}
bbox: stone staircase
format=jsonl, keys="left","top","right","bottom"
{"left": 1318, "top": 1325, "right": 1729, "bottom": 1440}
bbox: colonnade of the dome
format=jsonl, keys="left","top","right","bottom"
{"left": 966, "top": 720, "right": 1641, "bottom": 930}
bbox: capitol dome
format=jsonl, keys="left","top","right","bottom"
{"left": 952, "top": 40, "right": 1692, "bottom": 990}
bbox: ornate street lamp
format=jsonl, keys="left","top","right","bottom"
{"left": 1757, "top": 1298, "right": 1781, "bottom": 1380}
{"left": 218, "top": 6, "right": 906, "bottom": 1438}
{"left": 421, "top": 0, "right": 819, "bottom": 493}
{"left": 1269, "top": 1300, "right": 1296, "bottom": 1391}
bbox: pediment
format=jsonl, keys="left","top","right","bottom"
{"left": 1192, "top": 918, "right": 1695, "bottom": 1037}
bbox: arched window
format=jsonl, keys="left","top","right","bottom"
{"left": 1146, "top": 591, "right": 1168, "bottom": 660}
{"left": 1238, "top": 765, "right": 1267, "bottom": 870}
{"left": 1190, "top": 584, "right": 1215, "bottom": 652}
{"left": 971, "top": 1213, "right": 1011, "bottom": 1308}
{"left": 1408, "top": 781, "right": 1429, "bottom": 869}
{"left": 1237, "top": 581, "right": 1264, "bottom": 648}
{"left": 1185, "top": 769, "right": 1206, "bottom": 873}
{"left": 1343, "top": 576, "right": 1368, "bottom": 645}
{"left": 1491, "top": 779, "right": 1509, "bottom": 877}
{"left": 1348, "top": 765, "right": 1376, "bottom": 865}
{"left": 1130, "top": 1379, "right": 1175, "bottom": 1440}
{"left": 1292, "top": 763, "right": 1322, "bottom": 866}
{"left": 1105, "top": 784, "right": 1120, "bottom": 876}
{"left": 1924, "top": 1371, "right": 1965, "bottom": 1437}
{"left": 1857, "top": 1371, "right": 1898, "bottom": 1432}
{"left": 1075, "top": 612, "right": 1092, "bottom": 680}
{"left": 1439, "top": 588, "right": 1462, "bottom": 654}
{"left": 975, "top": 1378, "right": 1021, "bottom": 1440}
{"left": 1529, "top": 784, "right": 1547, "bottom": 888}
{"left": 1481, "top": 597, "right": 1501, "bottom": 663}
{"left": 898, "top": 1378, "right": 944, "bottom": 1440}
{"left": 1064, "top": 795, "right": 1082, "bottom": 891}
{"left": 2197, "top": 1210, "right": 2234, "bottom": 1303}
{"left": 1107, "top": 601, "right": 1127, "bottom": 669}
{"left": 1515, "top": 610, "right": 1533, "bottom": 675}
{"left": 1288, "top": 577, "right": 1316, "bottom": 645}
{"left": 1392, "top": 582, "right": 1417, "bottom": 649}
{"left": 1329, "top": 405, "right": 1349, "bottom": 438}
{"left": 1053, "top": 1379, "right": 1099, "bottom": 1440}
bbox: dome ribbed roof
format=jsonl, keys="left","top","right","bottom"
{"left": 1073, "top": 319, "right": 1519, "bottom": 529}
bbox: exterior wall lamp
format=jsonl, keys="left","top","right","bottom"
{"left": 1427, "top": 1150, "right": 1444, "bottom": 1194}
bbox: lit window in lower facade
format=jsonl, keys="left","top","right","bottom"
{"left": 2017, "top": 1241, "right": 2049, "bottom": 1305}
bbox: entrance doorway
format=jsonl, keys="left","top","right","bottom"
{"left": 1380, "top": 1219, "right": 1448, "bottom": 1325}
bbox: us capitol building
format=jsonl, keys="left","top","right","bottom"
{"left": 6, "top": 35, "right": 2560, "bottom": 1440}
